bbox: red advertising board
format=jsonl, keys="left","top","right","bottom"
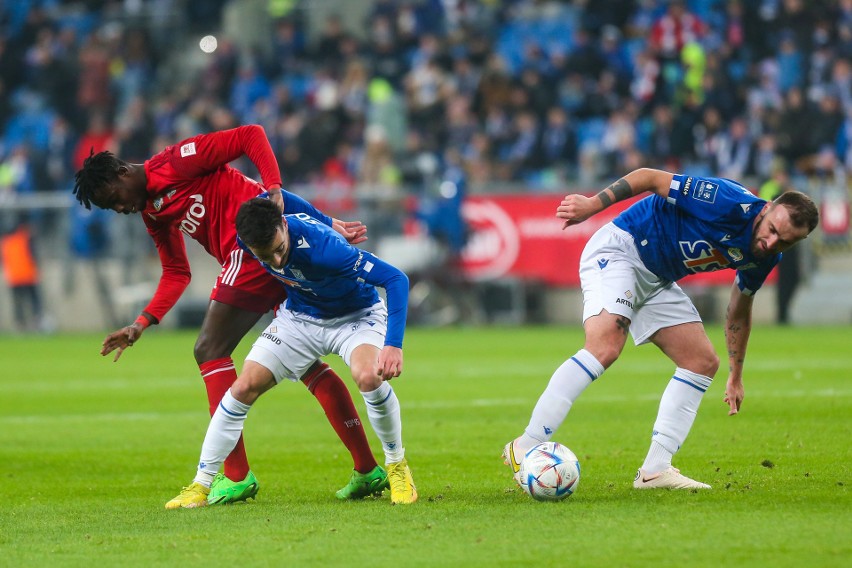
{"left": 459, "top": 194, "right": 766, "bottom": 287}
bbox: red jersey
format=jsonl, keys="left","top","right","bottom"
{"left": 139, "top": 125, "right": 282, "bottom": 322}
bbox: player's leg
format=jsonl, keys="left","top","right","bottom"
{"left": 299, "top": 361, "right": 385, "bottom": 500}
{"left": 166, "top": 361, "right": 276, "bottom": 509}
{"left": 194, "top": 299, "right": 263, "bottom": 484}
{"left": 504, "top": 311, "right": 623, "bottom": 476}
{"left": 349, "top": 343, "right": 415, "bottom": 504}
{"left": 505, "top": 225, "right": 637, "bottom": 480}
{"left": 634, "top": 320, "right": 718, "bottom": 490}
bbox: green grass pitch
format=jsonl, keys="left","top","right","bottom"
{"left": 1, "top": 325, "right": 849, "bottom": 567}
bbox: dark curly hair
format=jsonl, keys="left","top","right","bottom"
{"left": 235, "top": 197, "right": 284, "bottom": 248}
{"left": 73, "top": 149, "right": 127, "bottom": 209}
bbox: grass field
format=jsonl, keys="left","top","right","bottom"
{"left": 0, "top": 325, "right": 849, "bottom": 567}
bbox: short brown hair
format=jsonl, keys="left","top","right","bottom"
{"left": 773, "top": 191, "right": 819, "bottom": 233}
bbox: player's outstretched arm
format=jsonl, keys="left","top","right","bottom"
{"left": 724, "top": 284, "right": 754, "bottom": 415}
{"left": 558, "top": 168, "right": 674, "bottom": 228}
{"left": 100, "top": 313, "right": 155, "bottom": 362}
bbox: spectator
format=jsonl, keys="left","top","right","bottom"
{"left": 0, "top": 217, "right": 46, "bottom": 332}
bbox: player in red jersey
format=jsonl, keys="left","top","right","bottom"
{"left": 73, "top": 125, "right": 389, "bottom": 505}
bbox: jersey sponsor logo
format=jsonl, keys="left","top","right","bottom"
{"left": 615, "top": 297, "right": 634, "bottom": 309}
{"left": 180, "top": 142, "right": 197, "bottom": 157}
{"left": 692, "top": 180, "right": 718, "bottom": 203}
{"left": 261, "top": 332, "right": 282, "bottom": 345}
{"left": 679, "top": 240, "right": 730, "bottom": 272}
{"left": 597, "top": 258, "right": 609, "bottom": 269}
{"left": 179, "top": 194, "right": 206, "bottom": 235}
{"left": 353, "top": 251, "right": 364, "bottom": 271}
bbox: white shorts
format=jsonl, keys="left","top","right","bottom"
{"left": 579, "top": 223, "right": 701, "bottom": 345}
{"left": 246, "top": 301, "right": 388, "bottom": 383}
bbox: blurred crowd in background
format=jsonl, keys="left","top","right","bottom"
{"left": 0, "top": 0, "right": 851, "bottom": 331}
{"left": 2, "top": 0, "right": 852, "bottom": 197}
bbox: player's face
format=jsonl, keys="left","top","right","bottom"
{"left": 750, "top": 203, "right": 809, "bottom": 258}
{"left": 93, "top": 177, "right": 147, "bottom": 215}
{"left": 250, "top": 225, "right": 290, "bottom": 269}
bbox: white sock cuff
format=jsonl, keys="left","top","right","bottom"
{"left": 572, "top": 349, "right": 605, "bottom": 380}
{"left": 672, "top": 368, "right": 713, "bottom": 392}
{"left": 220, "top": 389, "right": 252, "bottom": 415}
{"left": 361, "top": 381, "right": 393, "bottom": 405}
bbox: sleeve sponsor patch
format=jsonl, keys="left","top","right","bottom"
{"left": 180, "top": 142, "right": 197, "bottom": 157}
{"left": 692, "top": 180, "right": 718, "bottom": 203}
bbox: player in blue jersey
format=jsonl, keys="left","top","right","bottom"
{"left": 503, "top": 168, "right": 818, "bottom": 489}
{"left": 167, "top": 197, "right": 417, "bottom": 506}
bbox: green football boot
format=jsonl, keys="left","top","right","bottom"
{"left": 208, "top": 471, "right": 260, "bottom": 505}
{"left": 335, "top": 465, "right": 390, "bottom": 500}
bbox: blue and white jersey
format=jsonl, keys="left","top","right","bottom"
{"left": 612, "top": 174, "right": 780, "bottom": 295}
{"left": 239, "top": 213, "right": 409, "bottom": 347}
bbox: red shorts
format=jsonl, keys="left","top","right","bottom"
{"left": 210, "top": 248, "right": 287, "bottom": 314}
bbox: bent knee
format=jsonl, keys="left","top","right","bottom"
{"left": 584, "top": 345, "right": 622, "bottom": 369}
{"left": 685, "top": 351, "right": 720, "bottom": 378}
{"left": 352, "top": 367, "right": 381, "bottom": 392}
{"left": 700, "top": 352, "right": 721, "bottom": 378}
{"left": 193, "top": 334, "right": 230, "bottom": 365}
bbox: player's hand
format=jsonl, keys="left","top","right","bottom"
{"left": 376, "top": 346, "right": 403, "bottom": 381}
{"left": 333, "top": 218, "right": 368, "bottom": 245}
{"left": 724, "top": 376, "right": 744, "bottom": 415}
{"left": 557, "top": 194, "right": 599, "bottom": 229}
{"left": 100, "top": 323, "right": 145, "bottom": 362}
{"left": 267, "top": 185, "right": 285, "bottom": 212}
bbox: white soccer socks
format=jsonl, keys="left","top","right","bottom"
{"left": 194, "top": 389, "right": 252, "bottom": 487}
{"left": 518, "top": 349, "right": 605, "bottom": 454}
{"left": 641, "top": 367, "right": 713, "bottom": 474}
{"left": 361, "top": 382, "right": 405, "bottom": 464}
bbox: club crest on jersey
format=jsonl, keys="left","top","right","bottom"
{"left": 693, "top": 180, "right": 718, "bottom": 203}
{"left": 180, "top": 142, "right": 197, "bottom": 157}
{"left": 153, "top": 197, "right": 163, "bottom": 211}
{"left": 728, "top": 248, "right": 743, "bottom": 261}
{"left": 289, "top": 268, "right": 304, "bottom": 279}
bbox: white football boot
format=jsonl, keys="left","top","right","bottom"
{"left": 633, "top": 467, "right": 711, "bottom": 489}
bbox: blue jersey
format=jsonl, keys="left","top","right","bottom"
{"left": 239, "top": 213, "right": 409, "bottom": 347}
{"left": 612, "top": 174, "right": 780, "bottom": 295}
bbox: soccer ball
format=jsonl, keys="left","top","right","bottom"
{"left": 518, "top": 441, "right": 581, "bottom": 501}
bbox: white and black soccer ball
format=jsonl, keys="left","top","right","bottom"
{"left": 518, "top": 441, "right": 581, "bottom": 501}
